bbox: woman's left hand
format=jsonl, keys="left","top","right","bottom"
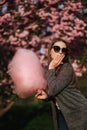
{"left": 35, "top": 89, "right": 48, "bottom": 99}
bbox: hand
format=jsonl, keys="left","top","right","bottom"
{"left": 49, "top": 54, "right": 65, "bottom": 69}
{"left": 35, "top": 89, "right": 48, "bottom": 99}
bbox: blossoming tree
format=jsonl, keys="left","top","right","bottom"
{"left": 0, "top": 0, "right": 87, "bottom": 116}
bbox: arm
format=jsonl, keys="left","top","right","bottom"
{"left": 46, "top": 63, "right": 73, "bottom": 97}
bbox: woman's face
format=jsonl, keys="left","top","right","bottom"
{"left": 50, "top": 41, "right": 67, "bottom": 60}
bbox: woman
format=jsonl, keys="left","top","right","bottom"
{"left": 35, "top": 39, "right": 87, "bottom": 130}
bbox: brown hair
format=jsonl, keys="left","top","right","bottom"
{"left": 48, "top": 38, "right": 69, "bottom": 65}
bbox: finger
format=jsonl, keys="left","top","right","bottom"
{"left": 35, "top": 95, "right": 44, "bottom": 99}
{"left": 55, "top": 55, "right": 64, "bottom": 64}
{"left": 55, "top": 54, "right": 65, "bottom": 61}
{"left": 53, "top": 56, "right": 64, "bottom": 66}
{"left": 35, "top": 89, "right": 42, "bottom": 97}
{"left": 35, "top": 93, "right": 39, "bottom": 98}
{"left": 54, "top": 55, "right": 64, "bottom": 64}
{"left": 36, "top": 89, "right": 42, "bottom": 94}
{"left": 35, "top": 92, "right": 42, "bottom": 98}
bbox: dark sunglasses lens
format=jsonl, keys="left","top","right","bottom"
{"left": 53, "top": 46, "right": 60, "bottom": 52}
{"left": 62, "top": 48, "right": 67, "bottom": 53}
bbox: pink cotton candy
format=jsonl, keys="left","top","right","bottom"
{"left": 8, "top": 48, "right": 47, "bottom": 98}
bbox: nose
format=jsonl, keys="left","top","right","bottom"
{"left": 59, "top": 49, "right": 62, "bottom": 54}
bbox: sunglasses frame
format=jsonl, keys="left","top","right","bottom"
{"left": 53, "top": 46, "right": 68, "bottom": 54}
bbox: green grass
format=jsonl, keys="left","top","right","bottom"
{"left": 0, "top": 73, "right": 87, "bottom": 130}
{"left": 0, "top": 98, "right": 54, "bottom": 130}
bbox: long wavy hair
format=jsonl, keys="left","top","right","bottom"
{"left": 48, "top": 38, "right": 70, "bottom": 65}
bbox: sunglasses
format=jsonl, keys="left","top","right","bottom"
{"left": 53, "top": 46, "right": 68, "bottom": 54}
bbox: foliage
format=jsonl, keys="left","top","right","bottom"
{"left": 79, "top": 48, "right": 87, "bottom": 66}
{"left": 0, "top": 98, "right": 54, "bottom": 130}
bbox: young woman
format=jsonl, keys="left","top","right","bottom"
{"left": 35, "top": 39, "right": 87, "bottom": 130}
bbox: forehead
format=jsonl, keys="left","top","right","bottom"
{"left": 54, "top": 41, "right": 67, "bottom": 48}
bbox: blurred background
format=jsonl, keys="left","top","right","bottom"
{"left": 0, "top": 0, "right": 87, "bottom": 130}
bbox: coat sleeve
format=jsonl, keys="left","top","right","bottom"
{"left": 46, "top": 63, "right": 73, "bottom": 97}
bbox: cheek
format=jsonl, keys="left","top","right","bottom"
{"left": 50, "top": 50, "right": 56, "bottom": 59}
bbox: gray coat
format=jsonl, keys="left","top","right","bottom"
{"left": 46, "top": 62, "right": 87, "bottom": 130}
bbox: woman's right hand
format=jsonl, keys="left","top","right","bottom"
{"left": 35, "top": 89, "right": 48, "bottom": 99}
{"left": 49, "top": 54, "right": 65, "bottom": 69}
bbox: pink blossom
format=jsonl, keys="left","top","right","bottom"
{"left": 17, "top": 30, "right": 29, "bottom": 38}
{"left": 25, "top": 22, "right": 38, "bottom": 30}
{"left": 9, "top": 35, "right": 17, "bottom": 42}
{"left": 46, "top": 0, "right": 60, "bottom": 5}
{"left": 29, "top": 35, "right": 40, "bottom": 46}
{"left": 1, "top": 13, "right": 12, "bottom": 22}
{"left": 72, "top": 60, "right": 83, "bottom": 77}
{"left": 0, "top": 0, "right": 6, "bottom": 5}
{"left": 18, "top": 7, "right": 25, "bottom": 16}
{"left": 82, "top": 66, "right": 87, "bottom": 73}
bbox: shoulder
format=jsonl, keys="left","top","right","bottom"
{"left": 58, "top": 62, "right": 74, "bottom": 77}
{"left": 62, "top": 62, "right": 73, "bottom": 71}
